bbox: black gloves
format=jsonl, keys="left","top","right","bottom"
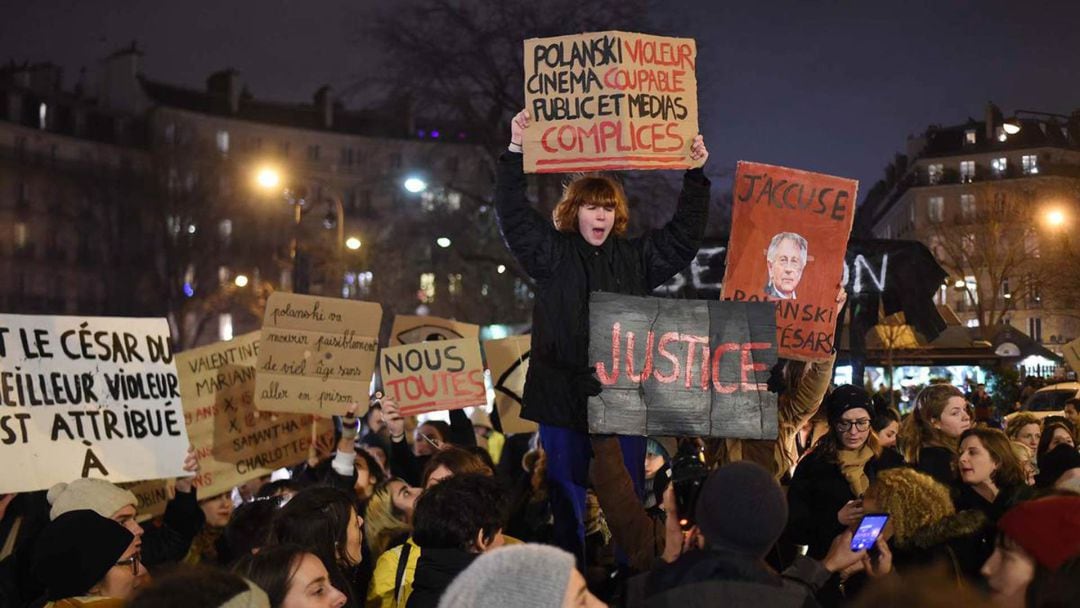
{"left": 573, "top": 366, "right": 603, "bottom": 398}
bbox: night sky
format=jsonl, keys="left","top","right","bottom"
{"left": 3, "top": 0, "right": 1080, "bottom": 195}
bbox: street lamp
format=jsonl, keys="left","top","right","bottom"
{"left": 255, "top": 167, "right": 282, "bottom": 190}
{"left": 403, "top": 177, "right": 428, "bottom": 194}
{"left": 1046, "top": 209, "right": 1067, "bottom": 229}
{"left": 1003, "top": 110, "right": 1072, "bottom": 136}
{"left": 436, "top": 237, "right": 452, "bottom": 248}
{"left": 345, "top": 236, "right": 362, "bottom": 250}
{"left": 234, "top": 274, "right": 249, "bottom": 288}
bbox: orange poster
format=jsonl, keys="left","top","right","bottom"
{"left": 522, "top": 31, "right": 701, "bottom": 173}
{"left": 720, "top": 161, "right": 857, "bottom": 361}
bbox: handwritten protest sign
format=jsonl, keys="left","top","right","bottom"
{"left": 255, "top": 293, "right": 381, "bottom": 416}
{"left": 1064, "top": 337, "right": 1080, "bottom": 374}
{"left": 522, "top": 30, "right": 700, "bottom": 173}
{"left": 720, "top": 161, "right": 857, "bottom": 361}
{"left": 588, "top": 293, "right": 778, "bottom": 438}
{"left": 482, "top": 335, "right": 536, "bottom": 435}
{"left": 380, "top": 338, "right": 486, "bottom": 416}
{"left": 389, "top": 315, "right": 480, "bottom": 346}
{"left": 0, "top": 314, "right": 190, "bottom": 494}
{"left": 177, "top": 332, "right": 334, "bottom": 500}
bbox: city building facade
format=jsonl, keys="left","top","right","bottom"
{"left": 857, "top": 103, "right": 1080, "bottom": 360}
{"left": 1, "top": 47, "right": 528, "bottom": 347}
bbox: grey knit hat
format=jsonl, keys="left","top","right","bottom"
{"left": 438, "top": 544, "right": 574, "bottom": 608}
{"left": 47, "top": 478, "right": 138, "bottom": 521}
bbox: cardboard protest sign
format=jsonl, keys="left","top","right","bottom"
{"left": 177, "top": 332, "right": 334, "bottom": 500}
{"left": 588, "top": 293, "right": 778, "bottom": 438}
{"left": 389, "top": 315, "right": 480, "bottom": 346}
{"left": 381, "top": 338, "right": 486, "bottom": 416}
{"left": 1064, "top": 337, "right": 1080, "bottom": 375}
{"left": 720, "top": 161, "right": 857, "bottom": 361}
{"left": 120, "top": 479, "right": 172, "bottom": 521}
{"left": 256, "top": 293, "right": 381, "bottom": 416}
{"left": 0, "top": 314, "right": 190, "bottom": 494}
{"left": 482, "top": 335, "right": 537, "bottom": 435}
{"left": 522, "top": 31, "right": 700, "bottom": 173}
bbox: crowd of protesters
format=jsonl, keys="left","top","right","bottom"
{"left": 2, "top": 109, "right": 1080, "bottom": 608}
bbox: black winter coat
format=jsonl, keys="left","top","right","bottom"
{"left": 495, "top": 152, "right": 710, "bottom": 431}
{"left": 786, "top": 445, "right": 903, "bottom": 560}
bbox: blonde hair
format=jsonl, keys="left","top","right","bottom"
{"left": 900, "top": 384, "right": 965, "bottom": 464}
{"left": 1005, "top": 413, "right": 1042, "bottom": 441}
{"left": 364, "top": 479, "right": 412, "bottom": 558}
{"left": 552, "top": 175, "right": 629, "bottom": 236}
{"left": 864, "top": 468, "right": 955, "bottom": 546}
{"left": 1010, "top": 441, "right": 1034, "bottom": 466}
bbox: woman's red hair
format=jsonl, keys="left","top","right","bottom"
{"left": 552, "top": 175, "right": 629, "bottom": 237}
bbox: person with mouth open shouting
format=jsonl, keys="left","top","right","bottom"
{"left": 495, "top": 108, "right": 710, "bottom": 568}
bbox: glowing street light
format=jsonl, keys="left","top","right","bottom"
{"left": 345, "top": 236, "right": 362, "bottom": 250}
{"left": 255, "top": 166, "right": 281, "bottom": 191}
{"left": 497, "top": 264, "right": 506, "bottom": 274}
{"left": 234, "top": 274, "right": 249, "bottom": 288}
{"left": 1045, "top": 209, "right": 1066, "bottom": 228}
{"left": 403, "top": 177, "right": 428, "bottom": 193}
{"left": 436, "top": 237, "right": 452, "bottom": 248}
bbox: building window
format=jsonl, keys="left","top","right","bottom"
{"left": 960, "top": 193, "right": 976, "bottom": 221}
{"left": 927, "top": 163, "right": 943, "bottom": 185}
{"left": 219, "top": 313, "right": 234, "bottom": 341}
{"left": 218, "top": 219, "right": 233, "bottom": 243}
{"left": 996, "top": 126, "right": 1008, "bottom": 142}
{"left": 991, "top": 157, "right": 1007, "bottom": 177}
{"left": 1022, "top": 154, "right": 1039, "bottom": 175}
{"left": 216, "top": 130, "right": 230, "bottom": 153}
{"left": 938, "top": 282, "right": 948, "bottom": 305}
{"left": 419, "top": 272, "right": 436, "bottom": 302}
{"left": 964, "top": 275, "right": 978, "bottom": 307}
{"left": 1001, "top": 277, "right": 1011, "bottom": 299}
{"left": 38, "top": 103, "right": 47, "bottom": 130}
{"left": 964, "top": 129, "right": 976, "bottom": 145}
{"left": 14, "top": 222, "right": 28, "bottom": 249}
{"left": 307, "top": 145, "right": 320, "bottom": 162}
{"left": 1029, "top": 317, "right": 1043, "bottom": 342}
{"left": 960, "top": 160, "right": 975, "bottom": 183}
{"left": 1024, "top": 230, "right": 1040, "bottom": 257}
{"left": 1027, "top": 273, "right": 1042, "bottom": 306}
{"left": 928, "top": 196, "right": 944, "bottom": 223}
{"left": 448, "top": 273, "right": 463, "bottom": 297}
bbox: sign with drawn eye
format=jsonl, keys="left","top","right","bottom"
{"left": 483, "top": 335, "right": 536, "bottom": 434}
{"left": 390, "top": 315, "right": 481, "bottom": 346}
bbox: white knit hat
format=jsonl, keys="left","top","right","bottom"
{"left": 438, "top": 544, "right": 574, "bottom": 608}
{"left": 47, "top": 478, "right": 138, "bottom": 521}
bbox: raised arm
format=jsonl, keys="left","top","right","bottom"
{"left": 641, "top": 135, "right": 711, "bottom": 288}
{"left": 495, "top": 109, "right": 561, "bottom": 281}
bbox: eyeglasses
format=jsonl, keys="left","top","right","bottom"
{"left": 115, "top": 553, "right": 141, "bottom": 576}
{"left": 835, "top": 419, "right": 871, "bottom": 432}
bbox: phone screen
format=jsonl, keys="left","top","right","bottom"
{"left": 850, "top": 513, "right": 889, "bottom": 551}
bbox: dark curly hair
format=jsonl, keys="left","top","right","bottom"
{"left": 412, "top": 474, "right": 508, "bottom": 552}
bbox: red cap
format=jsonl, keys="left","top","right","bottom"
{"left": 998, "top": 496, "right": 1080, "bottom": 570}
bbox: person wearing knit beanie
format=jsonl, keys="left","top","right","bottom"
{"left": 695, "top": 461, "right": 788, "bottom": 558}
{"left": 1034, "top": 443, "right": 1080, "bottom": 488}
{"left": 47, "top": 478, "right": 138, "bottom": 522}
{"left": 437, "top": 544, "right": 602, "bottom": 608}
{"left": 825, "top": 384, "right": 874, "bottom": 423}
{"left": 982, "top": 496, "right": 1080, "bottom": 608}
{"left": 32, "top": 509, "right": 142, "bottom": 604}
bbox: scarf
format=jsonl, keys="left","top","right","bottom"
{"left": 837, "top": 445, "right": 875, "bottom": 496}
